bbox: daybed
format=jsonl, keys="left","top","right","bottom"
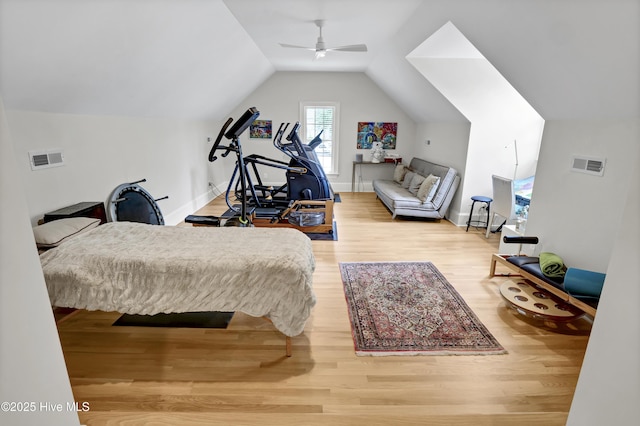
{"left": 372, "top": 157, "right": 460, "bottom": 219}
{"left": 36, "top": 218, "right": 317, "bottom": 356}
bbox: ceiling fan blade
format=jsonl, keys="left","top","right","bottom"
{"left": 326, "top": 44, "right": 368, "bottom": 53}
{"left": 279, "top": 43, "right": 315, "bottom": 50}
{"left": 280, "top": 20, "right": 367, "bottom": 57}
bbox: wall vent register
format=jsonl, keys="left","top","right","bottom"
{"left": 571, "top": 155, "right": 605, "bottom": 177}
{"left": 29, "top": 149, "right": 65, "bottom": 170}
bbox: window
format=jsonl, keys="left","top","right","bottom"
{"left": 300, "top": 101, "right": 339, "bottom": 174}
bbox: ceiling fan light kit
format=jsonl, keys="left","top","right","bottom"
{"left": 280, "top": 19, "right": 367, "bottom": 59}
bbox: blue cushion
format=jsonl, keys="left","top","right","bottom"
{"left": 564, "top": 268, "right": 606, "bottom": 299}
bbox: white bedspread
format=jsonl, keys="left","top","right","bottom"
{"left": 40, "top": 222, "right": 316, "bottom": 336}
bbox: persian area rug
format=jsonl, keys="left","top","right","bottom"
{"left": 339, "top": 262, "right": 506, "bottom": 356}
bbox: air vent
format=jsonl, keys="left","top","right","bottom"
{"left": 571, "top": 155, "right": 605, "bottom": 177}
{"left": 29, "top": 149, "right": 65, "bottom": 171}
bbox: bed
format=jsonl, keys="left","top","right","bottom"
{"left": 37, "top": 219, "right": 316, "bottom": 355}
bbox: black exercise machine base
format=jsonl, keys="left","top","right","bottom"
{"left": 185, "top": 215, "right": 221, "bottom": 227}
{"left": 185, "top": 199, "right": 335, "bottom": 235}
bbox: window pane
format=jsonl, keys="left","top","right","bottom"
{"left": 301, "top": 103, "right": 338, "bottom": 174}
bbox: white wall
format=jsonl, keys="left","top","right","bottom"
{"left": 406, "top": 23, "right": 544, "bottom": 227}
{"left": 412, "top": 108, "right": 543, "bottom": 228}
{"left": 567, "top": 135, "right": 640, "bottom": 425}
{"left": 414, "top": 121, "right": 471, "bottom": 223}
{"left": 225, "top": 71, "right": 417, "bottom": 193}
{"left": 0, "top": 97, "right": 79, "bottom": 425}
{"left": 0, "top": 0, "right": 274, "bottom": 121}
{"left": 6, "top": 110, "right": 220, "bottom": 225}
{"left": 456, "top": 119, "right": 542, "bottom": 227}
{"left": 524, "top": 119, "right": 638, "bottom": 271}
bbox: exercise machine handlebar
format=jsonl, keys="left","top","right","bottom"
{"left": 286, "top": 122, "right": 300, "bottom": 142}
{"left": 224, "top": 107, "right": 259, "bottom": 140}
{"left": 208, "top": 117, "right": 233, "bottom": 162}
{"left": 209, "top": 107, "right": 261, "bottom": 163}
{"left": 503, "top": 236, "right": 539, "bottom": 245}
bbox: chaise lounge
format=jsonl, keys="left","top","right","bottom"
{"left": 372, "top": 157, "right": 460, "bottom": 220}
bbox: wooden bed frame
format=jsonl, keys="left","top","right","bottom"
{"left": 54, "top": 308, "right": 294, "bottom": 357}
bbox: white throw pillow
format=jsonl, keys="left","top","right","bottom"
{"left": 33, "top": 217, "right": 101, "bottom": 248}
{"left": 402, "top": 171, "right": 415, "bottom": 189}
{"left": 417, "top": 174, "right": 441, "bottom": 202}
{"left": 408, "top": 173, "right": 426, "bottom": 196}
{"left": 393, "top": 164, "right": 408, "bottom": 184}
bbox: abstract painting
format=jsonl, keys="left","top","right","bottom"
{"left": 250, "top": 120, "right": 272, "bottom": 139}
{"left": 357, "top": 122, "right": 397, "bottom": 149}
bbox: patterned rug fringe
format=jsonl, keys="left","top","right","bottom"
{"left": 356, "top": 349, "right": 507, "bottom": 356}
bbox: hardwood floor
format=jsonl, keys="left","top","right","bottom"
{"left": 58, "top": 193, "right": 592, "bottom": 425}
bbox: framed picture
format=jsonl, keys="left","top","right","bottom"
{"left": 357, "top": 122, "right": 397, "bottom": 149}
{"left": 250, "top": 120, "right": 272, "bottom": 139}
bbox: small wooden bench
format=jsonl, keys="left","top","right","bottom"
{"left": 489, "top": 253, "right": 597, "bottom": 317}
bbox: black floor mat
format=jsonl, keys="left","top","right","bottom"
{"left": 306, "top": 221, "right": 338, "bottom": 241}
{"left": 113, "top": 311, "right": 234, "bottom": 328}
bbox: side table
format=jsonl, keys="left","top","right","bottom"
{"left": 351, "top": 161, "right": 397, "bottom": 192}
{"left": 43, "top": 201, "right": 107, "bottom": 224}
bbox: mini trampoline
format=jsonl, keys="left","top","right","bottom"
{"left": 108, "top": 179, "right": 166, "bottom": 225}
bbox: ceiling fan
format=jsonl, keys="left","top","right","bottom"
{"left": 279, "top": 19, "right": 368, "bottom": 60}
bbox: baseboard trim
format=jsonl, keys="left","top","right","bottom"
{"left": 163, "top": 180, "right": 228, "bottom": 226}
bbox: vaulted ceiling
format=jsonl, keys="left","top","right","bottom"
{"left": 1, "top": 0, "right": 637, "bottom": 123}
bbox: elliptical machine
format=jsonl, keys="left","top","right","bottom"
{"left": 186, "top": 107, "right": 335, "bottom": 233}
{"left": 240, "top": 121, "right": 333, "bottom": 211}
{"left": 277, "top": 121, "right": 332, "bottom": 201}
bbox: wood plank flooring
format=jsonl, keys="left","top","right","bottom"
{"left": 57, "top": 193, "right": 592, "bottom": 425}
